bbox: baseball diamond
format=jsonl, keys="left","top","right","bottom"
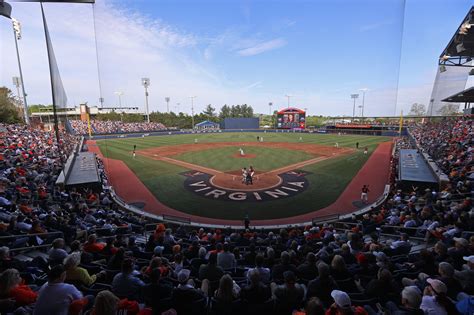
{"left": 92, "top": 132, "right": 393, "bottom": 222}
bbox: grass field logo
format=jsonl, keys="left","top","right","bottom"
{"left": 182, "top": 170, "right": 309, "bottom": 202}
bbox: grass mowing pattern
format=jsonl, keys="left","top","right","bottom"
{"left": 173, "top": 146, "right": 315, "bottom": 172}
{"left": 97, "top": 132, "right": 390, "bottom": 220}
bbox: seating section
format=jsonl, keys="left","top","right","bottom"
{"left": 0, "top": 118, "right": 472, "bottom": 315}
{"left": 69, "top": 120, "right": 166, "bottom": 135}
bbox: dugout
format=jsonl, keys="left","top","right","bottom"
{"left": 220, "top": 117, "right": 259, "bottom": 129}
{"left": 398, "top": 149, "right": 438, "bottom": 191}
{"left": 277, "top": 107, "right": 306, "bottom": 129}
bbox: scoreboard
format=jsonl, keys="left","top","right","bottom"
{"left": 276, "top": 107, "right": 306, "bottom": 129}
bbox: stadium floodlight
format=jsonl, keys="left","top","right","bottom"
{"left": 165, "top": 97, "right": 170, "bottom": 113}
{"left": 269, "top": 102, "right": 273, "bottom": 115}
{"left": 441, "top": 55, "right": 450, "bottom": 61}
{"left": 350, "top": 94, "right": 359, "bottom": 121}
{"left": 175, "top": 102, "right": 180, "bottom": 113}
{"left": 141, "top": 78, "right": 150, "bottom": 123}
{"left": 358, "top": 88, "right": 368, "bottom": 120}
{"left": 11, "top": 17, "right": 29, "bottom": 124}
{"left": 189, "top": 96, "right": 197, "bottom": 129}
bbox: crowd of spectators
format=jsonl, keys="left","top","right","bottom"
{"left": 0, "top": 118, "right": 472, "bottom": 315}
{"left": 69, "top": 120, "right": 166, "bottom": 135}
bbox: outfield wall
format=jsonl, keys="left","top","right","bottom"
{"left": 220, "top": 117, "right": 259, "bottom": 129}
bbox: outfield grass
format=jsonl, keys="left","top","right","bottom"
{"left": 97, "top": 132, "right": 390, "bottom": 220}
{"left": 174, "top": 146, "right": 315, "bottom": 172}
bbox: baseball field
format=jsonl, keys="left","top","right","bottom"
{"left": 93, "top": 132, "right": 391, "bottom": 222}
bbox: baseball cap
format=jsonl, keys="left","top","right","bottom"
{"left": 426, "top": 278, "right": 447, "bottom": 295}
{"left": 453, "top": 237, "right": 469, "bottom": 247}
{"left": 463, "top": 255, "right": 474, "bottom": 264}
{"left": 331, "top": 290, "right": 351, "bottom": 309}
{"left": 177, "top": 269, "right": 191, "bottom": 283}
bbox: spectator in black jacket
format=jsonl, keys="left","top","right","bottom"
{"left": 272, "top": 251, "right": 297, "bottom": 281}
{"left": 297, "top": 252, "right": 318, "bottom": 280}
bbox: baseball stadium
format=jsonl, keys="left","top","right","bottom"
{"left": 0, "top": 1, "right": 473, "bottom": 315}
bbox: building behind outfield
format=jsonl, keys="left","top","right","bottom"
{"left": 220, "top": 117, "right": 259, "bottom": 129}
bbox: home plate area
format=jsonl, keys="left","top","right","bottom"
{"left": 182, "top": 170, "right": 310, "bottom": 202}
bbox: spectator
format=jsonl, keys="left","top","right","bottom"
{"left": 48, "top": 238, "right": 68, "bottom": 265}
{"left": 214, "top": 274, "right": 240, "bottom": 302}
{"left": 307, "top": 262, "right": 338, "bottom": 306}
{"left": 217, "top": 242, "right": 236, "bottom": 270}
{"left": 111, "top": 258, "right": 145, "bottom": 300}
{"left": 64, "top": 252, "right": 105, "bottom": 287}
{"left": 33, "top": 264, "right": 86, "bottom": 315}
{"left": 383, "top": 286, "right": 424, "bottom": 315}
{"left": 241, "top": 268, "right": 271, "bottom": 304}
{"left": 297, "top": 252, "right": 319, "bottom": 280}
{"left": 272, "top": 271, "right": 305, "bottom": 313}
{"left": 272, "top": 251, "right": 297, "bottom": 281}
{"left": 199, "top": 252, "right": 224, "bottom": 281}
{"left": 142, "top": 268, "right": 173, "bottom": 310}
{"left": 420, "top": 278, "right": 457, "bottom": 315}
{"left": 325, "top": 290, "right": 368, "bottom": 315}
{"left": 0, "top": 268, "right": 37, "bottom": 307}
{"left": 247, "top": 254, "right": 271, "bottom": 283}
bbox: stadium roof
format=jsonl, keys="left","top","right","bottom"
{"left": 439, "top": 6, "right": 474, "bottom": 67}
{"left": 441, "top": 86, "right": 474, "bottom": 103}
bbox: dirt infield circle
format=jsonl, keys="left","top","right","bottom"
{"left": 138, "top": 142, "right": 353, "bottom": 191}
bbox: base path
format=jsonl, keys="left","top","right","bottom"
{"left": 88, "top": 140, "right": 393, "bottom": 226}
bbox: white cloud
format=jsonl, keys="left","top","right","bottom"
{"left": 236, "top": 38, "right": 287, "bottom": 57}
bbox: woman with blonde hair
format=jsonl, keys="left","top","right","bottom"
{"left": 91, "top": 290, "right": 119, "bottom": 315}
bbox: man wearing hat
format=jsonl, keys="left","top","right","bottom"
{"left": 326, "top": 290, "right": 368, "bottom": 315}
{"left": 454, "top": 255, "right": 474, "bottom": 295}
{"left": 421, "top": 278, "right": 456, "bottom": 315}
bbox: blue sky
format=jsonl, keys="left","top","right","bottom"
{"left": 1, "top": 0, "right": 473, "bottom": 116}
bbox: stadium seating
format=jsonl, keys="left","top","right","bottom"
{"left": 0, "top": 118, "right": 472, "bottom": 315}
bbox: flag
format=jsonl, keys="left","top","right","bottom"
{"left": 41, "top": 4, "right": 68, "bottom": 109}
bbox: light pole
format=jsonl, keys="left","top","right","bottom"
{"left": 165, "top": 97, "right": 170, "bottom": 113}
{"left": 351, "top": 94, "right": 359, "bottom": 121}
{"left": 114, "top": 91, "right": 123, "bottom": 108}
{"left": 12, "top": 18, "right": 29, "bottom": 124}
{"left": 269, "top": 102, "right": 273, "bottom": 115}
{"left": 175, "top": 102, "right": 180, "bottom": 113}
{"left": 359, "top": 88, "right": 368, "bottom": 121}
{"left": 12, "top": 76, "right": 21, "bottom": 106}
{"left": 189, "top": 96, "right": 196, "bottom": 129}
{"left": 285, "top": 94, "right": 292, "bottom": 109}
{"left": 141, "top": 78, "right": 150, "bottom": 123}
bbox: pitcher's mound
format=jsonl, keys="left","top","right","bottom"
{"left": 232, "top": 153, "right": 257, "bottom": 158}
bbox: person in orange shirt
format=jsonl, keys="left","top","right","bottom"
{"left": 0, "top": 268, "right": 37, "bottom": 307}
{"left": 82, "top": 234, "right": 105, "bottom": 253}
